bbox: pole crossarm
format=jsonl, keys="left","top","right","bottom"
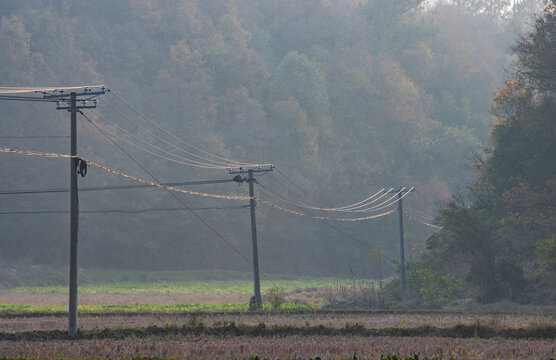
{"left": 41, "top": 86, "right": 106, "bottom": 111}
{"left": 42, "top": 86, "right": 106, "bottom": 99}
{"left": 228, "top": 165, "right": 274, "bottom": 175}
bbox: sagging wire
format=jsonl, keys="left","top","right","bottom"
{"left": 405, "top": 213, "right": 442, "bottom": 230}
{"left": 108, "top": 89, "right": 268, "bottom": 168}
{"left": 83, "top": 111, "right": 229, "bottom": 169}
{"left": 0, "top": 148, "right": 250, "bottom": 201}
{"left": 257, "top": 180, "right": 409, "bottom": 213}
{"left": 0, "top": 205, "right": 250, "bottom": 215}
{"left": 100, "top": 98, "right": 246, "bottom": 168}
{"left": 271, "top": 168, "right": 393, "bottom": 211}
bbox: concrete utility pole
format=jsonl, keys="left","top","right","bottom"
{"left": 45, "top": 87, "right": 105, "bottom": 337}
{"left": 385, "top": 187, "right": 414, "bottom": 298}
{"left": 230, "top": 165, "right": 273, "bottom": 310}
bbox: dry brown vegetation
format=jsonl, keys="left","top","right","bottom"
{"left": 0, "top": 312, "right": 554, "bottom": 333}
{"left": 0, "top": 335, "right": 554, "bottom": 359}
{"left": 0, "top": 312, "right": 554, "bottom": 359}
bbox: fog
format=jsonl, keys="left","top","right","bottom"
{"left": 0, "top": 0, "right": 548, "bottom": 294}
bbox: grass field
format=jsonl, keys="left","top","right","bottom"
{"left": 4, "top": 278, "right": 351, "bottom": 295}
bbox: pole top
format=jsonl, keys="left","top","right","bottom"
{"left": 228, "top": 165, "right": 274, "bottom": 175}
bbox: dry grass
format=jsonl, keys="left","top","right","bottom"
{"left": 1, "top": 312, "right": 553, "bottom": 333}
{"left": 0, "top": 335, "right": 554, "bottom": 359}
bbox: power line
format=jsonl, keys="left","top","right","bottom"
{"left": 256, "top": 181, "right": 375, "bottom": 250}
{"left": 0, "top": 135, "right": 69, "bottom": 139}
{"left": 405, "top": 213, "right": 442, "bottom": 230}
{"left": 0, "top": 205, "right": 249, "bottom": 215}
{"left": 257, "top": 180, "right": 402, "bottom": 213}
{"left": 0, "top": 147, "right": 250, "bottom": 201}
{"left": 85, "top": 111, "right": 229, "bottom": 169}
{"left": 0, "top": 179, "right": 234, "bottom": 196}
{"left": 100, "top": 99, "right": 246, "bottom": 168}
{"left": 107, "top": 90, "right": 267, "bottom": 168}
{"left": 272, "top": 169, "right": 394, "bottom": 212}
{"left": 0, "top": 96, "right": 59, "bottom": 103}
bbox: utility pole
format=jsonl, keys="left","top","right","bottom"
{"left": 69, "top": 92, "right": 79, "bottom": 338}
{"left": 384, "top": 186, "right": 414, "bottom": 298}
{"left": 230, "top": 165, "right": 273, "bottom": 310}
{"left": 44, "top": 87, "right": 105, "bottom": 337}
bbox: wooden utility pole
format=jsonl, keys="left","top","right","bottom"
{"left": 248, "top": 169, "right": 262, "bottom": 309}
{"left": 68, "top": 92, "right": 79, "bottom": 337}
{"left": 230, "top": 165, "right": 273, "bottom": 310}
{"left": 385, "top": 187, "right": 414, "bottom": 298}
{"left": 45, "top": 86, "right": 105, "bottom": 337}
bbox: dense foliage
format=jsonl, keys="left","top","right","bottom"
{"left": 0, "top": 0, "right": 540, "bottom": 278}
{"left": 420, "top": 2, "right": 556, "bottom": 304}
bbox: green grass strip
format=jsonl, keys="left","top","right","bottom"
{"left": 5, "top": 279, "right": 359, "bottom": 295}
{"left": 0, "top": 302, "right": 316, "bottom": 316}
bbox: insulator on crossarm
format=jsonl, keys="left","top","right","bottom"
{"left": 81, "top": 100, "right": 87, "bottom": 104}
{"left": 59, "top": 89, "right": 64, "bottom": 93}
{"left": 93, "top": 99, "right": 98, "bottom": 104}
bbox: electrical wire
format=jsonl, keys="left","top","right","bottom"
{"left": 257, "top": 180, "right": 407, "bottom": 213}
{"left": 409, "top": 207, "right": 434, "bottom": 221}
{"left": 0, "top": 205, "right": 250, "bottom": 215}
{"left": 82, "top": 111, "right": 229, "bottom": 169}
{"left": 0, "top": 96, "right": 59, "bottom": 102}
{"left": 271, "top": 168, "right": 392, "bottom": 211}
{"left": 256, "top": 194, "right": 397, "bottom": 222}
{"left": 0, "top": 146, "right": 395, "bottom": 222}
{"left": 0, "top": 148, "right": 250, "bottom": 201}
{"left": 262, "top": 172, "right": 385, "bottom": 249}
{"left": 107, "top": 89, "right": 267, "bottom": 168}
{"left": 100, "top": 99, "right": 248, "bottom": 168}
{"left": 405, "top": 213, "right": 442, "bottom": 230}
{"left": 0, "top": 180, "right": 234, "bottom": 196}
{"left": 0, "top": 135, "right": 69, "bottom": 139}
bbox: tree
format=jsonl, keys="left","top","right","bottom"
{"left": 426, "top": 3, "right": 556, "bottom": 303}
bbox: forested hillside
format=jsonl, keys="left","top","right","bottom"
{"left": 418, "top": 2, "right": 556, "bottom": 304}
{"left": 0, "top": 0, "right": 541, "bottom": 280}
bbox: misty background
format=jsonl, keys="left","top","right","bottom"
{"left": 0, "top": 0, "right": 545, "bottom": 282}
